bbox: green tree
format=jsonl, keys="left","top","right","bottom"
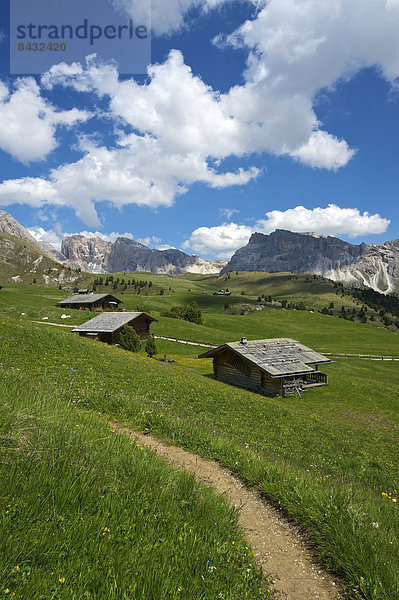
{"left": 145, "top": 334, "right": 158, "bottom": 358}
{"left": 119, "top": 326, "right": 141, "bottom": 352}
{"left": 184, "top": 301, "right": 203, "bottom": 325}
{"left": 136, "top": 302, "right": 151, "bottom": 313}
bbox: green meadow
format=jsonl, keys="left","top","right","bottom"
{"left": 0, "top": 332, "right": 267, "bottom": 599}
{"left": 1, "top": 279, "right": 399, "bottom": 600}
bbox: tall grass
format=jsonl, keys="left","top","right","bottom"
{"left": 1, "top": 313, "right": 398, "bottom": 599}
{"left": 0, "top": 369, "right": 268, "bottom": 600}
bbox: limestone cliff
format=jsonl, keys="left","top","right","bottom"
{"left": 223, "top": 230, "right": 399, "bottom": 294}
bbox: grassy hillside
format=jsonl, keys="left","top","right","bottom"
{"left": 212, "top": 270, "right": 336, "bottom": 298}
{"left": 0, "top": 233, "right": 84, "bottom": 287}
{"left": 1, "top": 282, "right": 399, "bottom": 354}
{"left": 1, "top": 289, "right": 399, "bottom": 599}
{"left": 83, "top": 270, "right": 399, "bottom": 332}
{"left": 82, "top": 271, "right": 217, "bottom": 297}
{"left": 1, "top": 328, "right": 267, "bottom": 600}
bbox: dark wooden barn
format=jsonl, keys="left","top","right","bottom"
{"left": 57, "top": 293, "right": 122, "bottom": 311}
{"left": 73, "top": 312, "right": 158, "bottom": 344}
{"left": 198, "top": 337, "right": 332, "bottom": 397}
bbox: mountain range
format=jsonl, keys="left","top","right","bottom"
{"left": 0, "top": 211, "right": 226, "bottom": 276}
{"left": 223, "top": 229, "right": 399, "bottom": 294}
{"left": 1, "top": 210, "right": 399, "bottom": 294}
{"left": 61, "top": 234, "right": 227, "bottom": 275}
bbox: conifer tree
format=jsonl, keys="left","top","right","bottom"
{"left": 120, "top": 326, "right": 141, "bottom": 352}
{"left": 145, "top": 334, "right": 158, "bottom": 358}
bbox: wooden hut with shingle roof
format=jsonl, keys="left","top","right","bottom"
{"left": 73, "top": 312, "right": 157, "bottom": 344}
{"left": 57, "top": 293, "right": 122, "bottom": 311}
{"left": 198, "top": 337, "right": 332, "bottom": 397}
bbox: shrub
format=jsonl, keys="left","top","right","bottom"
{"left": 160, "top": 301, "right": 203, "bottom": 325}
{"left": 136, "top": 303, "right": 151, "bottom": 313}
{"left": 145, "top": 334, "right": 158, "bottom": 358}
{"left": 120, "top": 326, "right": 141, "bottom": 352}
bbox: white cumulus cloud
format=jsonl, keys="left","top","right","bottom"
{"left": 291, "top": 131, "right": 356, "bottom": 171}
{"left": 113, "top": 0, "right": 254, "bottom": 36}
{"left": 183, "top": 222, "right": 253, "bottom": 258}
{"left": 184, "top": 204, "right": 391, "bottom": 257}
{"left": 257, "top": 205, "right": 391, "bottom": 238}
{"left": 0, "top": 78, "right": 90, "bottom": 163}
{"left": 3, "top": 0, "right": 399, "bottom": 221}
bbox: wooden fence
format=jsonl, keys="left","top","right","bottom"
{"left": 319, "top": 352, "right": 399, "bottom": 361}
{"left": 153, "top": 335, "right": 218, "bottom": 348}
{"left": 154, "top": 335, "right": 399, "bottom": 361}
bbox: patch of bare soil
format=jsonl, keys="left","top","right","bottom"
{"left": 112, "top": 423, "right": 345, "bottom": 600}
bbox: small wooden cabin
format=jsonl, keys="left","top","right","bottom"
{"left": 198, "top": 337, "right": 331, "bottom": 397}
{"left": 73, "top": 312, "right": 157, "bottom": 344}
{"left": 57, "top": 293, "right": 121, "bottom": 311}
{"left": 213, "top": 290, "right": 231, "bottom": 296}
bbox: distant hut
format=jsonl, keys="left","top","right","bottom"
{"left": 198, "top": 337, "right": 331, "bottom": 397}
{"left": 56, "top": 293, "right": 121, "bottom": 311}
{"left": 73, "top": 312, "right": 158, "bottom": 344}
{"left": 78, "top": 289, "right": 89, "bottom": 295}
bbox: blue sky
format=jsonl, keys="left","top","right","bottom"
{"left": 0, "top": 0, "right": 398, "bottom": 258}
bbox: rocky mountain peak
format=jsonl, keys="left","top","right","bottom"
{"left": 0, "top": 210, "right": 66, "bottom": 263}
{"left": 61, "top": 234, "right": 227, "bottom": 274}
{"left": 224, "top": 229, "right": 399, "bottom": 294}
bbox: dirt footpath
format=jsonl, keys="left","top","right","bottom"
{"left": 112, "top": 423, "right": 344, "bottom": 600}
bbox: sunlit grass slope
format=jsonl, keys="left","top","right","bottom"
{"left": 1, "top": 282, "right": 398, "bottom": 355}
{"left": 0, "top": 234, "right": 84, "bottom": 287}
{"left": 1, "top": 315, "right": 398, "bottom": 600}
{"left": 152, "top": 309, "right": 399, "bottom": 355}
{"left": 0, "top": 358, "right": 267, "bottom": 599}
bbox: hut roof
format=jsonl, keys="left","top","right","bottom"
{"left": 57, "top": 293, "right": 121, "bottom": 305}
{"left": 198, "top": 337, "right": 331, "bottom": 377}
{"left": 72, "top": 312, "right": 157, "bottom": 334}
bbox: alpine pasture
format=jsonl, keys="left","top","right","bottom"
{"left": 1, "top": 275, "right": 398, "bottom": 600}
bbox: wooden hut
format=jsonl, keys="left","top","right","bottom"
{"left": 213, "top": 290, "right": 231, "bottom": 296}
{"left": 198, "top": 337, "right": 331, "bottom": 397}
{"left": 73, "top": 312, "right": 157, "bottom": 344}
{"left": 57, "top": 293, "right": 121, "bottom": 311}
